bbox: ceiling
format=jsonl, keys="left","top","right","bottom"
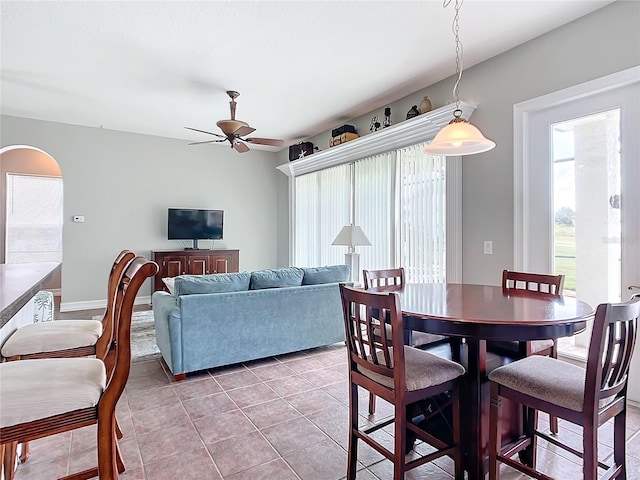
{"left": 0, "top": 1, "right": 613, "bottom": 152}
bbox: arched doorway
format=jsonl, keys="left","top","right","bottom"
{"left": 0, "top": 145, "right": 63, "bottom": 293}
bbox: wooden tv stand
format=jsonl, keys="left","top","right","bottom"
{"left": 151, "top": 249, "right": 239, "bottom": 292}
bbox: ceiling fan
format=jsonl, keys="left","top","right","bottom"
{"left": 185, "top": 90, "right": 284, "bottom": 153}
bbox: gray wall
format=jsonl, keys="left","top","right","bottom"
{"left": 2, "top": 2, "right": 638, "bottom": 307}
{"left": 0, "top": 117, "right": 280, "bottom": 309}
{"left": 276, "top": 1, "right": 640, "bottom": 284}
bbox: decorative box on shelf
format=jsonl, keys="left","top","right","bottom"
{"left": 289, "top": 142, "right": 315, "bottom": 161}
{"left": 330, "top": 132, "right": 359, "bottom": 147}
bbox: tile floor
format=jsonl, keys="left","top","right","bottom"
{"left": 11, "top": 302, "right": 640, "bottom": 479}
{"left": 10, "top": 342, "right": 640, "bottom": 480}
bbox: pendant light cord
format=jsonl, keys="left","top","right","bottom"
{"left": 444, "top": 0, "right": 464, "bottom": 119}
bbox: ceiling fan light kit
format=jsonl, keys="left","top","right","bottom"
{"left": 185, "top": 90, "right": 284, "bottom": 153}
{"left": 423, "top": 0, "right": 495, "bottom": 157}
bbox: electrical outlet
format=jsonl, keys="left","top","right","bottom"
{"left": 484, "top": 241, "right": 493, "bottom": 255}
{"left": 73, "top": 215, "right": 85, "bottom": 223}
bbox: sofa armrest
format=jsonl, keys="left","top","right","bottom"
{"left": 151, "top": 291, "right": 183, "bottom": 374}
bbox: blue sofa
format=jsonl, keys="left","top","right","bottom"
{"left": 151, "top": 265, "right": 350, "bottom": 380}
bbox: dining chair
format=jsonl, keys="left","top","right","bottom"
{"left": 1, "top": 249, "right": 136, "bottom": 362}
{"left": 0, "top": 256, "right": 159, "bottom": 480}
{"left": 339, "top": 284, "right": 465, "bottom": 480}
{"left": 0, "top": 249, "right": 135, "bottom": 467}
{"left": 362, "top": 267, "right": 449, "bottom": 414}
{"left": 488, "top": 296, "right": 639, "bottom": 480}
{"left": 489, "top": 269, "right": 565, "bottom": 433}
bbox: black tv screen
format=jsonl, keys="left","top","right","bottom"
{"left": 168, "top": 208, "right": 223, "bottom": 241}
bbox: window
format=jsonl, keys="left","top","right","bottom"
{"left": 5, "top": 173, "right": 63, "bottom": 263}
{"left": 293, "top": 142, "right": 447, "bottom": 283}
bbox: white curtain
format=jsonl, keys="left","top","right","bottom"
{"left": 292, "top": 143, "right": 446, "bottom": 282}
{"left": 354, "top": 152, "right": 395, "bottom": 272}
{"left": 5, "top": 173, "right": 63, "bottom": 264}
{"left": 398, "top": 144, "right": 446, "bottom": 283}
{"left": 294, "top": 164, "right": 350, "bottom": 267}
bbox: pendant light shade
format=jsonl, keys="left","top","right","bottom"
{"left": 424, "top": 116, "right": 496, "bottom": 156}
{"left": 424, "top": 0, "right": 496, "bottom": 157}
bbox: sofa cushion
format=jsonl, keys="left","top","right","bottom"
{"left": 250, "top": 267, "right": 304, "bottom": 290}
{"left": 302, "top": 265, "right": 350, "bottom": 285}
{"left": 174, "top": 272, "right": 251, "bottom": 296}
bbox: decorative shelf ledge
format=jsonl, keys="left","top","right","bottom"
{"left": 277, "top": 101, "right": 476, "bottom": 177}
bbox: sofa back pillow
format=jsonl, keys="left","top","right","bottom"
{"left": 302, "top": 265, "right": 350, "bottom": 285}
{"left": 174, "top": 271, "right": 251, "bottom": 296}
{"left": 162, "top": 277, "right": 176, "bottom": 295}
{"left": 250, "top": 267, "right": 304, "bottom": 290}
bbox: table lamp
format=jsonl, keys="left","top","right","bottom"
{"left": 332, "top": 224, "right": 371, "bottom": 283}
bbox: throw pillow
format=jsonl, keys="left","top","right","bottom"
{"left": 173, "top": 272, "right": 251, "bottom": 296}
{"left": 302, "top": 265, "right": 350, "bottom": 285}
{"left": 162, "top": 277, "right": 176, "bottom": 295}
{"left": 250, "top": 267, "right": 304, "bottom": 290}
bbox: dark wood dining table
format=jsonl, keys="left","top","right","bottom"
{"left": 386, "top": 283, "right": 595, "bottom": 480}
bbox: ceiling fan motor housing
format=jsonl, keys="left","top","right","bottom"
{"left": 216, "top": 119, "right": 249, "bottom": 136}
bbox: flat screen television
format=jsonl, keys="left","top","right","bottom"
{"left": 167, "top": 208, "right": 223, "bottom": 249}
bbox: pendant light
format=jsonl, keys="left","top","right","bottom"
{"left": 423, "top": 0, "right": 496, "bottom": 156}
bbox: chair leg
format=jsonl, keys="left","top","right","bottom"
{"left": 450, "top": 337, "right": 462, "bottom": 362}
{"left": 97, "top": 415, "right": 118, "bottom": 480}
{"left": 115, "top": 441, "right": 125, "bottom": 473}
{"left": 549, "top": 414, "right": 559, "bottom": 435}
{"left": 489, "top": 383, "right": 502, "bottom": 480}
{"left": 115, "top": 417, "right": 123, "bottom": 440}
{"left": 613, "top": 410, "right": 627, "bottom": 478}
{"left": 3, "top": 441, "right": 18, "bottom": 480}
{"left": 393, "top": 402, "right": 407, "bottom": 480}
{"left": 347, "top": 382, "right": 359, "bottom": 480}
{"left": 18, "top": 441, "right": 30, "bottom": 463}
{"left": 583, "top": 422, "right": 598, "bottom": 480}
{"left": 368, "top": 392, "right": 376, "bottom": 414}
{"left": 452, "top": 386, "right": 464, "bottom": 480}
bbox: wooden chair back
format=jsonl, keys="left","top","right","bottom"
{"left": 363, "top": 267, "right": 405, "bottom": 291}
{"left": 103, "top": 256, "right": 158, "bottom": 390}
{"left": 584, "top": 297, "right": 639, "bottom": 417}
{"left": 95, "top": 250, "right": 136, "bottom": 358}
{"left": 340, "top": 284, "right": 407, "bottom": 394}
{"left": 502, "top": 269, "right": 564, "bottom": 295}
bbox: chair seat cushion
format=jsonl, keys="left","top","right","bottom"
{"left": 411, "top": 331, "right": 447, "bottom": 347}
{"left": 0, "top": 358, "right": 106, "bottom": 428}
{"left": 489, "top": 355, "right": 587, "bottom": 412}
{"left": 487, "top": 339, "right": 555, "bottom": 356}
{"left": 0, "top": 320, "right": 102, "bottom": 358}
{"left": 361, "top": 346, "right": 465, "bottom": 392}
{"left": 373, "top": 324, "right": 445, "bottom": 347}
{"left": 529, "top": 339, "right": 555, "bottom": 354}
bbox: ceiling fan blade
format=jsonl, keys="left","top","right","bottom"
{"left": 188, "top": 139, "right": 226, "bottom": 145}
{"left": 185, "top": 126, "right": 225, "bottom": 138}
{"left": 233, "top": 140, "right": 250, "bottom": 153}
{"left": 233, "top": 125, "right": 256, "bottom": 137}
{"left": 245, "top": 137, "right": 285, "bottom": 147}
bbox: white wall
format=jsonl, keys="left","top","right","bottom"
{"left": 0, "top": 116, "right": 281, "bottom": 309}
{"left": 276, "top": 1, "right": 640, "bottom": 283}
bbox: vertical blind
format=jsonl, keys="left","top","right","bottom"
{"left": 355, "top": 152, "right": 395, "bottom": 271}
{"left": 293, "top": 142, "right": 446, "bottom": 284}
{"left": 294, "top": 164, "right": 350, "bottom": 267}
{"left": 398, "top": 144, "right": 446, "bottom": 283}
{"left": 5, "top": 173, "right": 63, "bottom": 264}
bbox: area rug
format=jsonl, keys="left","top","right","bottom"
{"left": 93, "top": 310, "right": 160, "bottom": 362}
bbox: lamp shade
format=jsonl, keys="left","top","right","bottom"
{"left": 423, "top": 118, "right": 496, "bottom": 156}
{"left": 332, "top": 225, "right": 371, "bottom": 247}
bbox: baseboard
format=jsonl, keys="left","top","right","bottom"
{"left": 60, "top": 295, "right": 152, "bottom": 312}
